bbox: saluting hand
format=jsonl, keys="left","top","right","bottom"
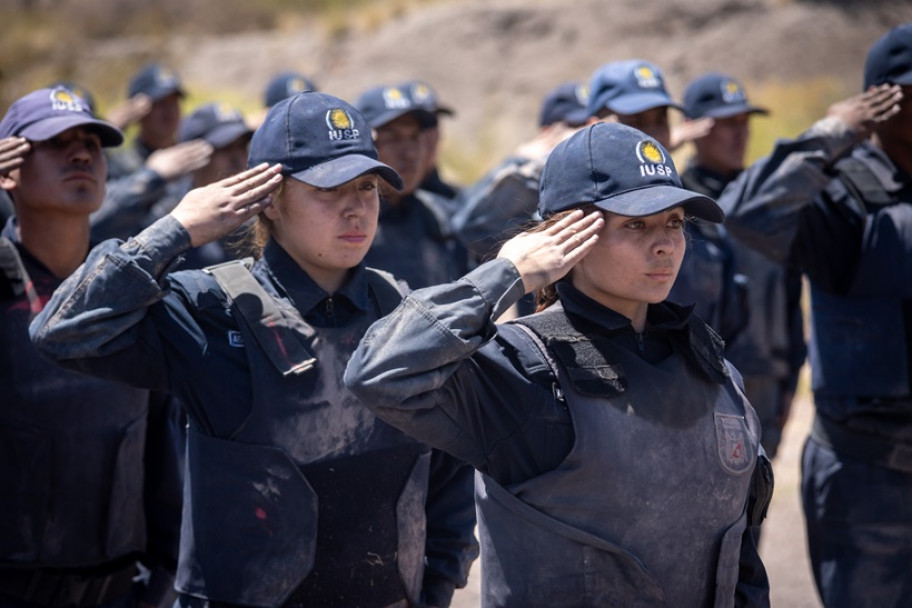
{"left": 146, "top": 139, "right": 215, "bottom": 181}
{"left": 0, "top": 136, "right": 30, "bottom": 175}
{"left": 497, "top": 209, "right": 604, "bottom": 294}
{"left": 827, "top": 83, "right": 903, "bottom": 141}
{"left": 170, "top": 163, "right": 283, "bottom": 247}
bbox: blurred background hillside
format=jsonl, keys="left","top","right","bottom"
{"left": 2, "top": 0, "right": 911, "bottom": 184}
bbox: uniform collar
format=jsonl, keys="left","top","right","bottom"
{"left": 857, "top": 140, "right": 912, "bottom": 193}
{"left": 258, "top": 239, "right": 371, "bottom": 316}
{"left": 555, "top": 280, "right": 693, "bottom": 333}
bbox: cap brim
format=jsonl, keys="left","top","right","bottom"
{"left": 367, "top": 108, "right": 437, "bottom": 130}
{"left": 607, "top": 93, "right": 684, "bottom": 115}
{"left": 702, "top": 104, "right": 769, "bottom": 119}
{"left": 20, "top": 115, "right": 124, "bottom": 147}
{"left": 435, "top": 105, "right": 455, "bottom": 116}
{"left": 205, "top": 123, "right": 254, "bottom": 148}
{"left": 593, "top": 185, "right": 724, "bottom": 223}
{"left": 147, "top": 86, "right": 185, "bottom": 102}
{"left": 564, "top": 107, "right": 591, "bottom": 126}
{"left": 290, "top": 154, "right": 404, "bottom": 191}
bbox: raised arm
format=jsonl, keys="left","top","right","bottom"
{"left": 30, "top": 163, "right": 282, "bottom": 385}
{"left": 344, "top": 210, "right": 603, "bottom": 465}
{"left": 720, "top": 84, "right": 902, "bottom": 264}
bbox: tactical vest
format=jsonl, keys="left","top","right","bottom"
{"left": 175, "top": 261, "right": 429, "bottom": 608}
{"left": 808, "top": 155, "right": 912, "bottom": 407}
{"left": 0, "top": 237, "right": 150, "bottom": 566}
{"left": 476, "top": 306, "right": 761, "bottom": 607}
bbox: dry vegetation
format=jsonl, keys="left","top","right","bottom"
{"left": 2, "top": 0, "right": 910, "bottom": 183}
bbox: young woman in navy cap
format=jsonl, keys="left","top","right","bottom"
{"left": 345, "top": 122, "right": 772, "bottom": 607}
{"left": 31, "top": 91, "right": 478, "bottom": 608}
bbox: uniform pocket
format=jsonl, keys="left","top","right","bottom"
{"left": 176, "top": 430, "right": 318, "bottom": 608}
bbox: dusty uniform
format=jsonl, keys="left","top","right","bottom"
{"left": 0, "top": 223, "right": 180, "bottom": 608}
{"left": 30, "top": 217, "right": 478, "bottom": 608}
{"left": 682, "top": 164, "right": 806, "bottom": 458}
{"left": 345, "top": 259, "right": 772, "bottom": 608}
{"left": 720, "top": 117, "right": 912, "bottom": 607}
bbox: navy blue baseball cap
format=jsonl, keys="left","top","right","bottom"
{"left": 683, "top": 73, "right": 769, "bottom": 120}
{"left": 586, "top": 60, "right": 682, "bottom": 118}
{"left": 0, "top": 86, "right": 123, "bottom": 147}
{"left": 248, "top": 91, "right": 402, "bottom": 190}
{"left": 539, "top": 82, "right": 590, "bottom": 127}
{"left": 400, "top": 80, "right": 454, "bottom": 118}
{"left": 178, "top": 103, "right": 253, "bottom": 148}
{"left": 864, "top": 23, "right": 912, "bottom": 89}
{"left": 264, "top": 71, "right": 318, "bottom": 108}
{"left": 128, "top": 64, "right": 185, "bottom": 101}
{"left": 539, "top": 122, "right": 723, "bottom": 222}
{"left": 354, "top": 85, "right": 437, "bottom": 130}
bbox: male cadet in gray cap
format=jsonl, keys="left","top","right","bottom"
{"left": 681, "top": 73, "right": 806, "bottom": 462}
{"left": 0, "top": 85, "right": 181, "bottom": 608}
{"left": 355, "top": 84, "right": 469, "bottom": 289}
{"left": 720, "top": 24, "right": 911, "bottom": 607}
{"left": 95, "top": 63, "right": 213, "bottom": 241}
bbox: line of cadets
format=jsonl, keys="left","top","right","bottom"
{"left": 1, "top": 21, "right": 910, "bottom": 608}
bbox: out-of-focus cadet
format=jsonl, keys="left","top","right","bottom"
{"left": 399, "top": 80, "right": 461, "bottom": 204}
{"left": 453, "top": 81, "right": 588, "bottom": 267}
{"left": 93, "top": 63, "right": 212, "bottom": 241}
{"left": 719, "top": 23, "right": 911, "bottom": 607}
{"left": 0, "top": 85, "right": 182, "bottom": 608}
{"left": 247, "top": 71, "right": 319, "bottom": 130}
{"left": 584, "top": 59, "right": 749, "bottom": 343}
{"left": 158, "top": 101, "right": 254, "bottom": 270}
{"left": 264, "top": 71, "right": 318, "bottom": 108}
{"left": 355, "top": 84, "right": 469, "bottom": 289}
{"left": 681, "top": 72, "right": 806, "bottom": 458}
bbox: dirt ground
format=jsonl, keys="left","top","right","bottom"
{"left": 449, "top": 385, "right": 823, "bottom": 608}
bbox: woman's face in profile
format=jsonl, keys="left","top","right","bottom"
{"left": 569, "top": 207, "right": 686, "bottom": 320}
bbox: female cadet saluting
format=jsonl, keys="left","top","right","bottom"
{"left": 30, "top": 92, "right": 478, "bottom": 608}
{"left": 345, "top": 122, "right": 773, "bottom": 608}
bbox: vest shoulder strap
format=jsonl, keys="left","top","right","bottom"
{"left": 205, "top": 259, "right": 316, "bottom": 376}
{"left": 513, "top": 306, "right": 628, "bottom": 398}
{"left": 834, "top": 155, "right": 894, "bottom": 207}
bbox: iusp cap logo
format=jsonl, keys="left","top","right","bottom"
{"left": 539, "top": 122, "right": 723, "bottom": 222}
{"left": 326, "top": 108, "right": 360, "bottom": 141}
{"left": 49, "top": 87, "right": 91, "bottom": 113}
{"left": 635, "top": 139, "right": 676, "bottom": 180}
{"left": 248, "top": 91, "right": 402, "bottom": 190}
{"left": 633, "top": 64, "right": 663, "bottom": 90}
{"left": 721, "top": 79, "right": 746, "bottom": 104}
{"left": 382, "top": 87, "right": 410, "bottom": 110}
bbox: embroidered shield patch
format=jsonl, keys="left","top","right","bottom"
{"left": 714, "top": 413, "right": 753, "bottom": 474}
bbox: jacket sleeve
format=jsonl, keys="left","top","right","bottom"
{"left": 92, "top": 166, "right": 170, "bottom": 241}
{"left": 719, "top": 117, "right": 859, "bottom": 266}
{"left": 344, "top": 258, "right": 526, "bottom": 469}
{"left": 29, "top": 215, "right": 196, "bottom": 391}
{"left": 421, "top": 450, "right": 479, "bottom": 608}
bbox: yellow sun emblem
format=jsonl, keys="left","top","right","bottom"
{"left": 636, "top": 140, "right": 665, "bottom": 164}
{"left": 327, "top": 109, "right": 352, "bottom": 130}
